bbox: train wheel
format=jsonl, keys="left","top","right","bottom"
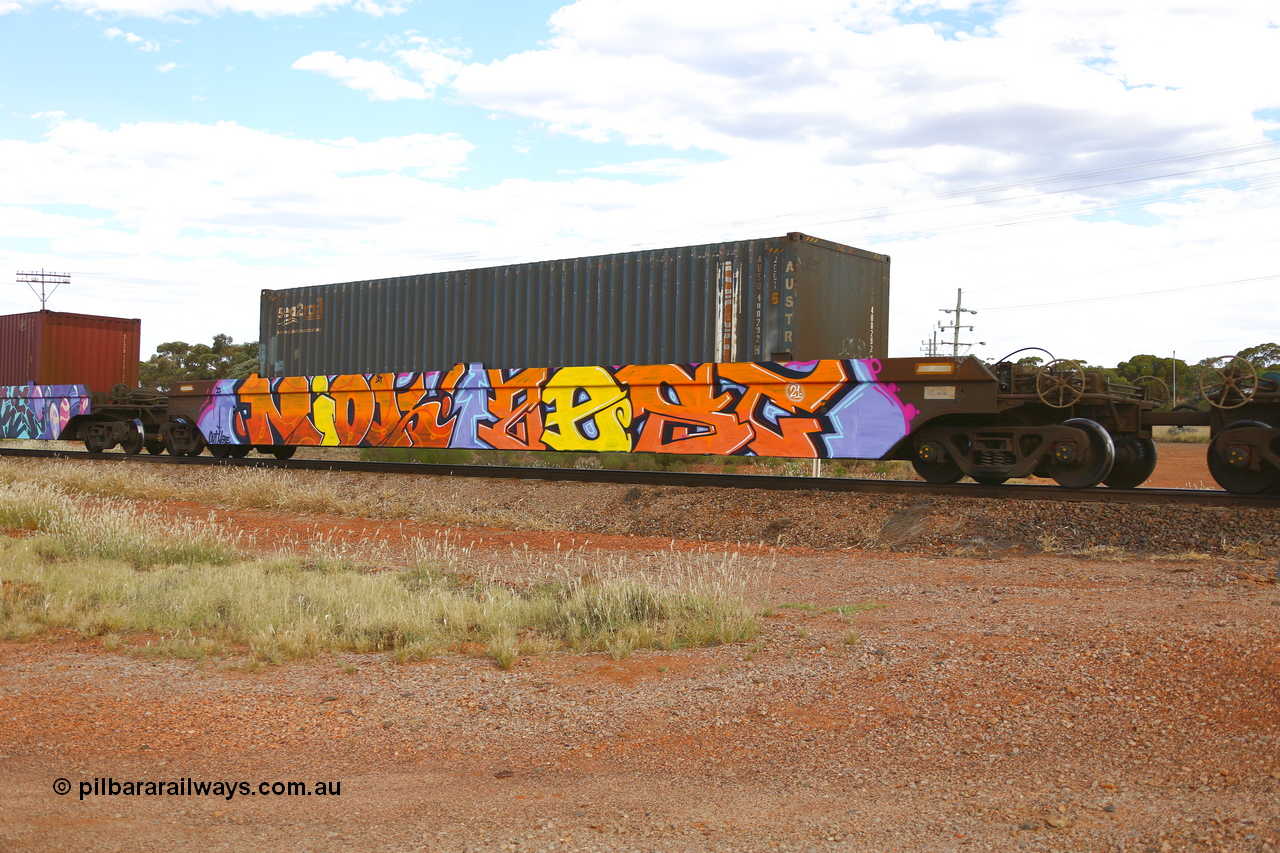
{"left": 1103, "top": 437, "right": 1158, "bottom": 489}
{"left": 1045, "top": 418, "right": 1115, "bottom": 489}
{"left": 972, "top": 476, "right": 1009, "bottom": 486}
{"left": 119, "top": 424, "right": 145, "bottom": 456}
{"left": 145, "top": 439, "right": 166, "bottom": 455}
{"left": 911, "top": 455, "right": 963, "bottom": 484}
{"left": 269, "top": 446, "right": 297, "bottom": 460}
{"left": 1207, "top": 421, "right": 1279, "bottom": 495}
{"left": 207, "top": 444, "right": 233, "bottom": 459}
{"left": 228, "top": 445, "right": 251, "bottom": 458}
{"left": 83, "top": 438, "right": 103, "bottom": 454}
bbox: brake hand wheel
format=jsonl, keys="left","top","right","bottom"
{"left": 1199, "top": 355, "right": 1257, "bottom": 410}
{"left": 1133, "top": 376, "right": 1170, "bottom": 412}
{"left": 1035, "top": 359, "right": 1085, "bottom": 408}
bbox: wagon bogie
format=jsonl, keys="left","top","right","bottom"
{"left": 1199, "top": 369, "right": 1280, "bottom": 494}
{"left": 81, "top": 418, "right": 146, "bottom": 455}
{"left": 1205, "top": 420, "right": 1280, "bottom": 495}
{"left": 157, "top": 416, "right": 205, "bottom": 457}
{"left": 70, "top": 385, "right": 173, "bottom": 455}
{"left": 909, "top": 418, "right": 1117, "bottom": 488}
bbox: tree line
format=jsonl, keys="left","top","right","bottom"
{"left": 138, "top": 335, "right": 259, "bottom": 388}
{"left": 1018, "top": 342, "right": 1279, "bottom": 405}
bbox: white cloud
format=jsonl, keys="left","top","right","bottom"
{"left": 0, "top": 117, "right": 478, "bottom": 290}
{"left": 582, "top": 158, "right": 704, "bottom": 177}
{"left": 349, "top": 0, "right": 405, "bottom": 15}
{"left": 9, "top": 0, "right": 404, "bottom": 17}
{"left": 105, "top": 26, "right": 160, "bottom": 51}
{"left": 394, "top": 38, "right": 467, "bottom": 93}
{"left": 293, "top": 51, "right": 426, "bottom": 101}
{"left": 157, "top": 62, "right": 177, "bottom": 72}
{"left": 0, "top": 116, "right": 480, "bottom": 341}
{"left": 440, "top": 0, "right": 1279, "bottom": 185}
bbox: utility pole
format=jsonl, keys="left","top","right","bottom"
{"left": 919, "top": 327, "right": 941, "bottom": 356}
{"left": 939, "top": 288, "right": 980, "bottom": 357}
{"left": 1172, "top": 350, "right": 1177, "bottom": 407}
{"left": 17, "top": 270, "right": 70, "bottom": 310}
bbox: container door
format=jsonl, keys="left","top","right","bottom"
{"left": 714, "top": 259, "right": 739, "bottom": 362}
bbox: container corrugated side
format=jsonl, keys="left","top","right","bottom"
{"left": 261, "top": 232, "right": 888, "bottom": 376}
{"left": 0, "top": 310, "right": 141, "bottom": 390}
{"left": 0, "top": 313, "right": 39, "bottom": 386}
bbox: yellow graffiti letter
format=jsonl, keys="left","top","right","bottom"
{"left": 310, "top": 375, "right": 340, "bottom": 446}
{"left": 541, "top": 367, "right": 632, "bottom": 452}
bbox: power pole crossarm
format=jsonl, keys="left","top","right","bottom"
{"left": 17, "top": 269, "right": 70, "bottom": 310}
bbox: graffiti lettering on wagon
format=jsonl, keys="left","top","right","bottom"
{"left": 614, "top": 363, "right": 750, "bottom": 455}
{"left": 0, "top": 384, "right": 91, "bottom": 441}
{"left": 195, "top": 360, "right": 918, "bottom": 459}
{"left": 541, "top": 367, "right": 632, "bottom": 452}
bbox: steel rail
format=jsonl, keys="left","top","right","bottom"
{"left": 2, "top": 447, "right": 1276, "bottom": 509}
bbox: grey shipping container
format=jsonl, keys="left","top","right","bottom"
{"left": 260, "top": 232, "right": 888, "bottom": 376}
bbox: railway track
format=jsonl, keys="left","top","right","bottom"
{"left": 3, "top": 447, "right": 1277, "bottom": 509}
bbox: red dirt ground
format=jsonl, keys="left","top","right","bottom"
{"left": 2, "top": 439, "right": 1276, "bottom": 853}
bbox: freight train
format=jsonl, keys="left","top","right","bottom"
{"left": 3, "top": 355, "right": 1277, "bottom": 494}
{"left": 1, "top": 234, "right": 1277, "bottom": 494}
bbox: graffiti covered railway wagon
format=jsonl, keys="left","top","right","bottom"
{"left": 15, "top": 354, "right": 1279, "bottom": 493}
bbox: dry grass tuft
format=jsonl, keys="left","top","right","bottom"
{"left": 0, "top": 458, "right": 542, "bottom": 530}
{"left": 0, "top": 480, "right": 763, "bottom": 665}
{"left": 1068, "top": 545, "right": 1129, "bottom": 562}
{"left": 1152, "top": 425, "right": 1211, "bottom": 444}
{"left": 1150, "top": 551, "right": 1212, "bottom": 562}
{"left": 1221, "top": 539, "right": 1268, "bottom": 561}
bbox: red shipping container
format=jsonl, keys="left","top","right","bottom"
{"left": 0, "top": 310, "right": 141, "bottom": 391}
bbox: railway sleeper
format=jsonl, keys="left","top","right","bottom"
{"left": 912, "top": 419, "right": 1118, "bottom": 489}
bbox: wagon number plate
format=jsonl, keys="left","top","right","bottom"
{"left": 924, "top": 386, "right": 956, "bottom": 400}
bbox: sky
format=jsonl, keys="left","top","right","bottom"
{"left": 1, "top": 0, "right": 1278, "bottom": 369}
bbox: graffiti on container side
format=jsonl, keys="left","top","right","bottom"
{"left": 196, "top": 360, "right": 918, "bottom": 459}
{"left": 0, "top": 384, "right": 91, "bottom": 440}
